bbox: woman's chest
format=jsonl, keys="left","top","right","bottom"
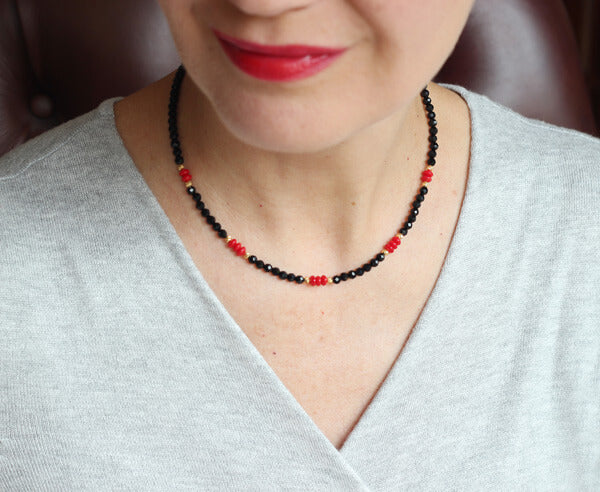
{"left": 199, "top": 268, "right": 432, "bottom": 450}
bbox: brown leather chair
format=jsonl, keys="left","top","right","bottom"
{"left": 0, "top": 0, "right": 597, "bottom": 157}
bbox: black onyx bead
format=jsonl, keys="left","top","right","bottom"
{"left": 421, "top": 89, "right": 430, "bottom": 97}
{"left": 340, "top": 273, "right": 349, "bottom": 281}
{"left": 175, "top": 156, "right": 184, "bottom": 165}
{"left": 196, "top": 201, "right": 205, "bottom": 211}
{"left": 278, "top": 271, "right": 288, "bottom": 280}
{"left": 428, "top": 150, "right": 437, "bottom": 158}
{"left": 218, "top": 229, "right": 228, "bottom": 238}
{"left": 420, "top": 186, "right": 428, "bottom": 194}
{"left": 400, "top": 227, "right": 408, "bottom": 236}
{"left": 428, "top": 158, "right": 436, "bottom": 166}
{"left": 429, "top": 135, "right": 437, "bottom": 143}
{"left": 376, "top": 253, "right": 385, "bottom": 262}
{"left": 348, "top": 271, "right": 357, "bottom": 279}
{"left": 413, "top": 200, "right": 422, "bottom": 208}
{"left": 370, "top": 258, "right": 379, "bottom": 267}
{"left": 206, "top": 215, "right": 216, "bottom": 225}
{"left": 431, "top": 143, "right": 439, "bottom": 151}
{"left": 428, "top": 112, "right": 436, "bottom": 120}
{"left": 416, "top": 194, "right": 425, "bottom": 202}
{"left": 271, "top": 267, "right": 280, "bottom": 276}
{"left": 201, "top": 208, "right": 210, "bottom": 217}
{"left": 212, "top": 222, "right": 221, "bottom": 231}
{"left": 404, "top": 221, "right": 413, "bottom": 230}
{"left": 362, "top": 264, "right": 372, "bottom": 272}
{"left": 430, "top": 127, "right": 438, "bottom": 135}
{"left": 408, "top": 213, "right": 417, "bottom": 223}
{"left": 255, "top": 260, "right": 265, "bottom": 269}
{"left": 429, "top": 119, "right": 438, "bottom": 128}
{"left": 424, "top": 97, "right": 432, "bottom": 105}
{"left": 263, "top": 263, "right": 273, "bottom": 273}
{"left": 191, "top": 192, "right": 200, "bottom": 201}
{"left": 295, "top": 276, "right": 305, "bottom": 284}
{"left": 186, "top": 186, "right": 196, "bottom": 194}
{"left": 426, "top": 104, "right": 434, "bottom": 112}
{"left": 333, "top": 276, "right": 341, "bottom": 284}
{"left": 248, "top": 255, "right": 257, "bottom": 264}
{"left": 286, "top": 273, "right": 295, "bottom": 282}
{"left": 356, "top": 268, "right": 365, "bottom": 276}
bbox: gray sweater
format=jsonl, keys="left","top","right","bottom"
{"left": 1, "top": 87, "right": 599, "bottom": 491}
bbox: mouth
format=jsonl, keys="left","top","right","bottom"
{"left": 213, "top": 29, "right": 347, "bottom": 82}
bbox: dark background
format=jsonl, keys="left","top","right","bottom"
{"left": 564, "top": 0, "right": 600, "bottom": 123}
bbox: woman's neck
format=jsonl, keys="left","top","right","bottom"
{"left": 177, "top": 79, "right": 430, "bottom": 268}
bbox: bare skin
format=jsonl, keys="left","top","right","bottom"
{"left": 114, "top": 76, "right": 470, "bottom": 450}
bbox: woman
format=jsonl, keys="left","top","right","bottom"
{"left": 1, "top": 0, "right": 598, "bottom": 489}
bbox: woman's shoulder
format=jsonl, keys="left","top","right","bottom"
{"left": 0, "top": 98, "right": 122, "bottom": 183}
{"left": 445, "top": 85, "right": 600, "bottom": 212}
{"left": 446, "top": 84, "right": 600, "bottom": 165}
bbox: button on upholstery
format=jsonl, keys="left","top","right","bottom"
{"left": 30, "top": 94, "right": 54, "bottom": 119}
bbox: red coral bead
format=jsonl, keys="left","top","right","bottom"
{"left": 320, "top": 275, "right": 327, "bottom": 286}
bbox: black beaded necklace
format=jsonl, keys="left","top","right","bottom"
{"left": 168, "top": 65, "right": 438, "bottom": 287}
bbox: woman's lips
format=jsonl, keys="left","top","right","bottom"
{"left": 213, "top": 29, "right": 346, "bottom": 82}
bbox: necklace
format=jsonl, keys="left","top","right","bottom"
{"left": 168, "top": 65, "right": 438, "bottom": 286}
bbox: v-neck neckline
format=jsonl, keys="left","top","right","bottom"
{"left": 100, "top": 83, "right": 476, "bottom": 482}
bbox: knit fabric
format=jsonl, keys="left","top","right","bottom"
{"left": 1, "top": 87, "right": 599, "bottom": 490}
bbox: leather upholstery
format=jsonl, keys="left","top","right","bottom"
{"left": 0, "top": 0, "right": 597, "bottom": 157}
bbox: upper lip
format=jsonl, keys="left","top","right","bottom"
{"left": 213, "top": 29, "right": 346, "bottom": 57}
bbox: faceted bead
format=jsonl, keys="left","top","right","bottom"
{"left": 376, "top": 253, "right": 385, "bottom": 262}
{"left": 248, "top": 255, "right": 257, "bottom": 264}
{"left": 295, "top": 276, "right": 305, "bottom": 284}
{"left": 255, "top": 260, "right": 265, "bottom": 269}
{"left": 263, "top": 264, "right": 273, "bottom": 272}
{"left": 333, "top": 276, "right": 341, "bottom": 284}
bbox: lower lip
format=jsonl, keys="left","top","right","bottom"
{"left": 215, "top": 37, "right": 345, "bottom": 82}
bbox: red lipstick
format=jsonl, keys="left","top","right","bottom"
{"left": 213, "top": 30, "right": 346, "bottom": 82}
